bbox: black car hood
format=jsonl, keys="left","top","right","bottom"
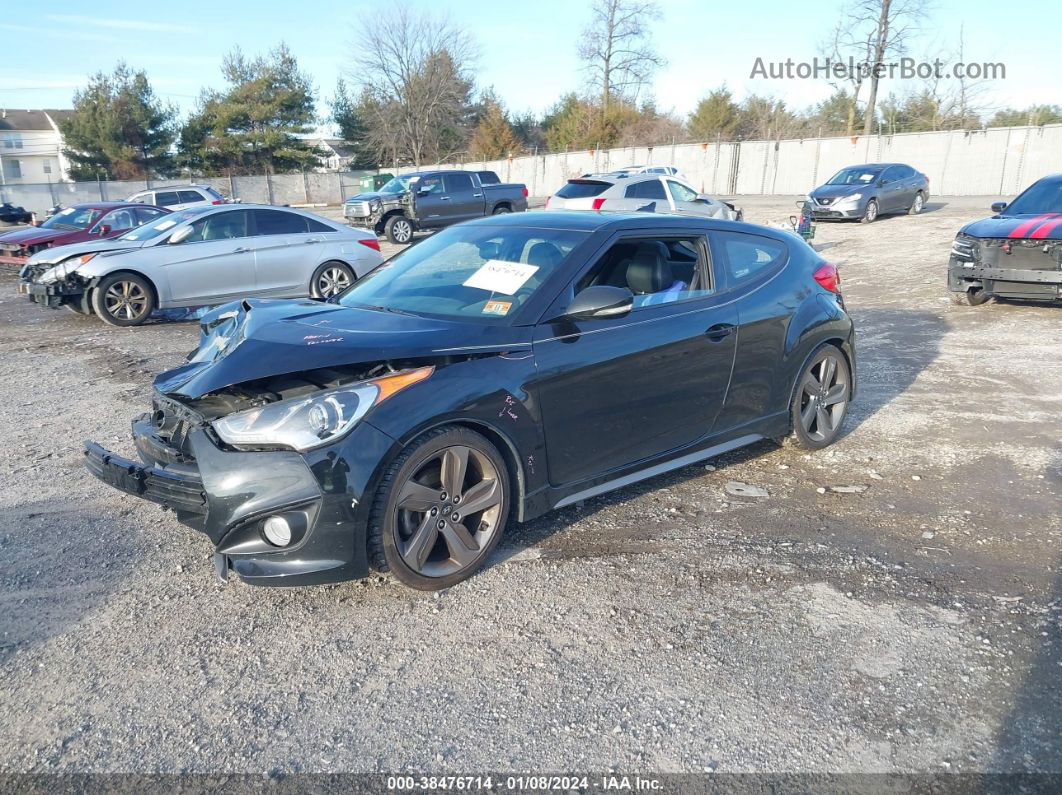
{"left": 809, "top": 183, "right": 868, "bottom": 199}
{"left": 346, "top": 192, "right": 387, "bottom": 202}
{"left": 155, "top": 298, "right": 529, "bottom": 399}
{"left": 961, "top": 213, "right": 1062, "bottom": 240}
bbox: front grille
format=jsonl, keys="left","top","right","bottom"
{"left": 816, "top": 197, "right": 834, "bottom": 206}
{"left": 344, "top": 201, "right": 372, "bottom": 217}
{"left": 971, "top": 238, "right": 1062, "bottom": 271}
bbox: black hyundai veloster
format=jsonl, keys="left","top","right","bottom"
{"left": 86, "top": 211, "right": 856, "bottom": 590}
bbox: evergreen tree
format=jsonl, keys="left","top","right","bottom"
{"left": 61, "top": 62, "right": 177, "bottom": 180}
{"left": 469, "top": 95, "right": 521, "bottom": 160}
{"left": 687, "top": 87, "right": 739, "bottom": 141}
{"left": 329, "top": 78, "right": 377, "bottom": 169}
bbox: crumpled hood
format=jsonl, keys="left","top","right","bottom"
{"left": 28, "top": 237, "right": 147, "bottom": 265}
{"left": 345, "top": 192, "right": 385, "bottom": 203}
{"left": 0, "top": 226, "right": 72, "bottom": 248}
{"left": 154, "top": 298, "right": 529, "bottom": 399}
{"left": 961, "top": 213, "right": 1062, "bottom": 240}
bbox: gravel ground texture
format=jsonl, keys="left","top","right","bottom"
{"left": 0, "top": 196, "right": 1059, "bottom": 775}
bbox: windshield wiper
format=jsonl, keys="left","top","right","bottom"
{"left": 359, "top": 304, "right": 421, "bottom": 317}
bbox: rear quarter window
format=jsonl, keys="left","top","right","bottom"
{"left": 556, "top": 180, "right": 612, "bottom": 199}
{"left": 711, "top": 230, "right": 788, "bottom": 286}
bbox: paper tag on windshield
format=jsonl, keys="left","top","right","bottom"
{"left": 463, "top": 260, "right": 539, "bottom": 295}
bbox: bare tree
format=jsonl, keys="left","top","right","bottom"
{"left": 853, "top": 0, "right": 928, "bottom": 136}
{"left": 578, "top": 0, "right": 665, "bottom": 115}
{"left": 350, "top": 6, "right": 477, "bottom": 166}
{"left": 822, "top": 19, "right": 876, "bottom": 136}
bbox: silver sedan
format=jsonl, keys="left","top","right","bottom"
{"left": 19, "top": 205, "right": 384, "bottom": 326}
{"left": 546, "top": 173, "right": 742, "bottom": 221}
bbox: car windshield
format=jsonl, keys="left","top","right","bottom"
{"left": 378, "top": 176, "right": 416, "bottom": 194}
{"left": 118, "top": 208, "right": 206, "bottom": 241}
{"left": 826, "top": 167, "right": 882, "bottom": 186}
{"left": 1003, "top": 180, "right": 1062, "bottom": 215}
{"left": 39, "top": 206, "right": 98, "bottom": 231}
{"left": 339, "top": 224, "right": 588, "bottom": 322}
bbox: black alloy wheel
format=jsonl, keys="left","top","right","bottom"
{"left": 788, "top": 345, "right": 851, "bottom": 449}
{"left": 370, "top": 427, "right": 509, "bottom": 590}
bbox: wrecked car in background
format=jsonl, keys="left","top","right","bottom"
{"left": 949, "top": 173, "right": 1062, "bottom": 305}
{"left": 19, "top": 205, "right": 383, "bottom": 326}
{"left": 343, "top": 170, "right": 528, "bottom": 244}
{"left": 85, "top": 210, "right": 855, "bottom": 591}
{"left": 0, "top": 202, "right": 167, "bottom": 264}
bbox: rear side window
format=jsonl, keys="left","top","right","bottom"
{"left": 178, "top": 190, "right": 204, "bottom": 203}
{"left": 306, "top": 217, "right": 335, "bottom": 233}
{"left": 444, "top": 173, "right": 474, "bottom": 193}
{"left": 203, "top": 186, "right": 225, "bottom": 200}
{"left": 476, "top": 171, "right": 500, "bottom": 185}
{"left": 556, "top": 180, "right": 611, "bottom": 199}
{"left": 625, "top": 180, "right": 667, "bottom": 200}
{"left": 155, "top": 191, "right": 181, "bottom": 206}
{"left": 711, "top": 230, "right": 787, "bottom": 286}
{"left": 253, "top": 209, "right": 309, "bottom": 235}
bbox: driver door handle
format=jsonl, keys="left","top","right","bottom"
{"left": 305, "top": 238, "right": 322, "bottom": 244}
{"left": 233, "top": 246, "right": 249, "bottom": 253}
{"left": 704, "top": 323, "right": 736, "bottom": 342}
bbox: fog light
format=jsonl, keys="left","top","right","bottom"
{"left": 262, "top": 515, "right": 292, "bottom": 547}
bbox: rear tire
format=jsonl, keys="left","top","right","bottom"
{"left": 492, "top": 205, "right": 512, "bottom": 215}
{"left": 310, "top": 260, "right": 355, "bottom": 299}
{"left": 860, "top": 199, "right": 878, "bottom": 224}
{"left": 90, "top": 273, "right": 155, "bottom": 326}
{"left": 909, "top": 191, "right": 925, "bottom": 215}
{"left": 951, "top": 287, "right": 992, "bottom": 306}
{"left": 368, "top": 426, "right": 510, "bottom": 591}
{"left": 786, "top": 345, "right": 851, "bottom": 450}
{"left": 385, "top": 215, "right": 413, "bottom": 245}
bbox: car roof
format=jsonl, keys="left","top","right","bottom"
{"left": 467, "top": 209, "right": 747, "bottom": 233}
{"left": 133, "top": 184, "right": 213, "bottom": 192}
{"left": 69, "top": 201, "right": 157, "bottom": 210}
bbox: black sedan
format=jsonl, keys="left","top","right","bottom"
{"left": 0, "top": 202, "right": 31, "bottom": 225}
{"left": 85, "top": 211, "right": 857, "bottom": 590}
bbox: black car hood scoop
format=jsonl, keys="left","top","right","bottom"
{"left": 154, "top": 298, "right": 528, "bottom": 399}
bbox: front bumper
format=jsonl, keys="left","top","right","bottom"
{"left": 18, "top": 278, "right": 86, "bottom": 308}
{"left": 85, "top": 414, "right": 397, "bottom": 586}
{"left": 948, "top": 255, "right": 1062, "bottom": 299}
{"left": 810, "top": 202, "right": 862, "bottom": 219}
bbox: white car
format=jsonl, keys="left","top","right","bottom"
{"left": 19, "top": 205, "right": 384, "bottom": 326}
{"left": 127, "top": 184, "right": 229, "bottom": 211}
{"left": 546, "top": 173, "right": 743, "bottom": 221}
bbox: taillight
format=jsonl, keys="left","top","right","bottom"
{"left": 520, "top": 187, "right": 528, "bottom": 197}
{"left": 544, "top": 196, "right": 551, "bottom": 208}
{"left": 358, "top": 238, "right": 381, "bottom": 252}
{"left": 813, "top": 263, "right": 841, "bottom": 293}
{"left": 591, "top": 198, "right": 606, "bottom": 211}
{"left": 211, "top": 200, "right": 225, "bottom": 205}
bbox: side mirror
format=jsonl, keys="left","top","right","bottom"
{"left": 564, "top": 285, "right": 634, "bottom": 320}
{"left": 991, "top": 201, "right": 1008, "bottom": 214}
{"left": 693, "top": 196, "right": 710, "bottom": 204}
{"left": 168, "top": 225, "right": 194, "bottom": 245}
{"left": 417, "top": 187, "right": 434, "bottom": 196}
{"left": 877, "top": 178, "right": 889, "bottom": 186}
{"left": 96, "top": 223, "right": 112, "bottom": 236}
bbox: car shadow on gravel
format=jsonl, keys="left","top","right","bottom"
{"left": 990, "top": 448, "right": 1062, "bottom": 774}
{"left": 842, "top": 307, "right": 944, "bottom": 435}
{"left": 497, "top": 308, "right": 942, "bottom": 566}
{"left": 0, "top": 500, "right": 135, "bottom": 661}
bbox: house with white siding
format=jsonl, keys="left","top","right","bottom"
{"left": 0, "top": 109, "right": 73, "bottom": 185}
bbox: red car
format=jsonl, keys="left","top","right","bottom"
{"left": 0, "top": 202, "right": 169, "bottom": 264}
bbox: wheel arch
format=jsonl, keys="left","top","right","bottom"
{"left": 88, "top": 267, "right": 161, "bottom": 306}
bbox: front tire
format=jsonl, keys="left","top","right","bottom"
{"left": 385, "top": 215, "right": 414, "bottom": 245}
{"left": 860, "top": 199, "right": 878, "bottom": 224}
{"left": 90, "top": 273, "right": 155, "bottom": 326}
{"left": 951, "top": 287, "right": 992, "bottom": 306}
{"left": 310, "top": 260, "right": 355, "bottom": 299}
{"left": 368, "top": 426, "right": 510, "bottom": 591}
{"left": 787, "top": 345, "right": 851, "bottom": 450}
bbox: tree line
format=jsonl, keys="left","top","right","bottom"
{"left": 59, "top": 0, "right": 1062, "bottom": 181}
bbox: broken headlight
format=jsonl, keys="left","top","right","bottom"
{"left": 39, "top": 253, "right": 97, "bottom": 283}
{"left": 951, "top": 234, "right": 977, "bottom": 262}
{"left": 211, "top": 366, "right": 433, "bottom": 451}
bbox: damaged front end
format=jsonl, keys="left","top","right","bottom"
{"left": 83, "top": 299, "right": 471, "bottom": 586}
{"left": 949, "top": 234, "right": 1062, "bottom": 300}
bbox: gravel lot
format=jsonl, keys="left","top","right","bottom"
{"left": 1, "top": 197, "right": 1059, "bottom": 775}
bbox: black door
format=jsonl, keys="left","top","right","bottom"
{"left": 532, "top": 233, "right": 738, "bottom": 486}
{"left": 411, "top": 174, "right": 448, "bottom": 228}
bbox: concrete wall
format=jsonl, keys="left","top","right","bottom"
{"left": 2, "top": 124, "right": 1060, "bottom": 216}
